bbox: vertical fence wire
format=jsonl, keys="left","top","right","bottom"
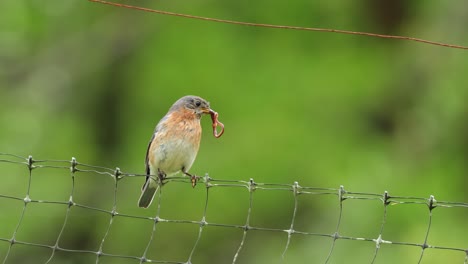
{"left": 1, "top": 154, "right": 468, "bottom": 263}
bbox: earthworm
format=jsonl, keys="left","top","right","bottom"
{"left": 209, "top": 110, "right": 224, "bottom": 138}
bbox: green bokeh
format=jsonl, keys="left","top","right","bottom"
{"left": 1, "top": 0, "right": 467, "bottom": 263}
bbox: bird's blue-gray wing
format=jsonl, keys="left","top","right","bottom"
{"left": 143, "top": 116, "right": 168, "bottom": 189}
{"left": 145, "top": 132, "right": 156, "bottom": 177}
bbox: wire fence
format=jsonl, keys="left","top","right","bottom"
{"left": 1, "top": 153, "right": 468, "bottom": 264}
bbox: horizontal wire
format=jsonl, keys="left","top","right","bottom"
{"left": 87, "top": 0, "right": 468, "bottom": 50}
{"left": 1, "top": 155, "right": 468, "bottom": 263}
{"left": 1, "top": 156, "right": 468, "bottom": 207}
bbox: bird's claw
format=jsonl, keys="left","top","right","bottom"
{"left": 157, "top": 169, "right": 168, "bottom": 186}
{"left": 191, "top": 175, "right": 199, "bottom": 188}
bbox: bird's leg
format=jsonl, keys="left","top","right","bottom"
{"left": 182, "top": 168, "right": 198, "bottom": 188}
{"left": 157, "top": 168, "right": 167, "bottom": 185}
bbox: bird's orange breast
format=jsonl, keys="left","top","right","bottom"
{"left": 148, "top": 108, "right": 202, "bottom": 175}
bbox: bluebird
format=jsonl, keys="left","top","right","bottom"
{"left": 138, "top": 95, "right": 216, "bottom": 208}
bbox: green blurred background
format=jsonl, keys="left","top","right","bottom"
{"left": 1, "top": 0, "right": 468, "bottom": 263}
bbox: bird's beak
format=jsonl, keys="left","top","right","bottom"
{"left": 201, "top": 107, "right": 212, "bottom": 115}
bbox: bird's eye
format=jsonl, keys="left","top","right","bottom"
{"left": 195, "top": 101, "right": 201, "bottom": 107}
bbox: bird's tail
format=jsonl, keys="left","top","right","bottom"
{"left": 138, "top": 178, "right": 159, "bottom": 208}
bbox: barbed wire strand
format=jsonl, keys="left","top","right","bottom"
{"left": 2, "top": 154, "right": 468, "bottom": 263}
{"left": 87, "top": 0, "right": 468, "bottom": 50}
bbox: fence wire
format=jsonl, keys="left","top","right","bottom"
{"left": 1, "top": 153, "right": 468, "bottom": 264}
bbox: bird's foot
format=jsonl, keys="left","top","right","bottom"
{"left": 157, "top": 168, "right": 168, "bottom": 186}
{"left": 183, "top": 171, "right": 199, "bottom": 188}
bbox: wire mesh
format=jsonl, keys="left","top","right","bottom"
{"left": 1, "top": 153, "right": 468, "bottom": 263}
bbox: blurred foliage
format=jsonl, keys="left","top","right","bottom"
{"left": 0, "top": 0, "right": 467, "bottom": 263}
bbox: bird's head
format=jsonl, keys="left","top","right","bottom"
{"left": 169, "top": 95, "right": 225, "bottom": 137}
{"left": 170, "top": 95, "right": 213, "bottom": 117}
